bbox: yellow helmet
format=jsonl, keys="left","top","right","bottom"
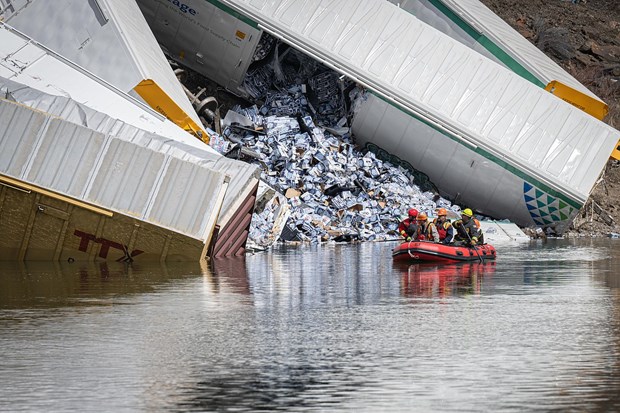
{"left": 417, "top": 212, "right": 428, "bottom": 221}
{"left": 462, "top": 208, "right": 473, "bottom": 217}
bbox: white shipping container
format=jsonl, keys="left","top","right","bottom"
{"left": 0, "top": 98, "right": 227, "bottom": 242}
{"left": 0, "top": 23, "right": 210, "bottom": 151}
{"left": 388, "top": 0, "right": 608, "bottom": 120}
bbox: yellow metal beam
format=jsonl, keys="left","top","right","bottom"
{"left": 611, "top": 140, "right": 620, "bottom": 161}
{"left": 545, "top": 80, "right": 609, "bottom": 121}
{"left": 133, "top": 79, "right": 209, "bottom": 143}
{"left": 0, "top": 175, "right": 113, "bottom": 217}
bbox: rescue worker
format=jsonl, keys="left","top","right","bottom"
{"left": 452, "top": 208, "right": 483, "bottom": 246}
{"left": 398, "top": 208, "right": 419, "bottom": 241}
{"left": 433, "top": 207, "right": 454, "bottom": 244}
{"left": 414, "top": 212, "right": 440, "bottom": 242}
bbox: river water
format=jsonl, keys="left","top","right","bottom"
{"left": 1, "top": 238, "right": 619, "bottom": 412}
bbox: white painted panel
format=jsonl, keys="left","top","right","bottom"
{"left": 2, "top": 0, "right": 204, "bottom": 129}
{"left": 427, "top": 0, "right": 599, "bottom": 100}
{"left": 87, "top": 139, "right": 166, "bottom": 218}
{"left": 26, "top": 119, "right": 105, "bottom": 198}
{"left": 136, "top": 0, "right": 261, "bottom": 95}
{"left": 0, "top": 25, "right": 213, "bottom": 152}
{"left": 1, "top": 0, "right": 140, "bottom": 91}
{"left": 479, "top": 221, "right": 529, "bottom": 243}
{"left": 1, "top": 77, "right": 260, "bottom": 231}
{"left": 221, "top": 0, "right": 617, "bottom": 206}
{"left": 147, "top": 157, "right": 226, "bottom": 239}
{"left": 0, "top": 97, "right": 231, "bottom": 241}
{"left": 0, "top": 100, "right": 46, "bottom": 179}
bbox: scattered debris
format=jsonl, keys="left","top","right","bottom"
{"left": 200, "top": 37, "right": 522, "bottom": 248}
{"left": 212, "top": 94, "right": 458, "bottom": 248}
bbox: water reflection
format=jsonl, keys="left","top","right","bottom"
{"left": 0, "top": 260, "right": 204, "bottom": 310}
{"left": 1, "top": 240, "right": 620, "bottom": 411}
{"left": 210, "top": 256, "right": 252, "bottom": 296}
{"left": 397, "top": 262, "right": 496, "bottom": 298}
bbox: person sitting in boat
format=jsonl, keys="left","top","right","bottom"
{"left": 433, "top": 208, "right": 454, "bottom": 244}
{"left": 398, "top": 208, "right": 419, "bottom": 241}
{"left": 452, "top": 208, "right": 483, "bottom": 246}
{"left": 414, "top": 212, "right": 440, "bottom": 242}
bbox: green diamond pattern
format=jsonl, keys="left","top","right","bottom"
{"left": 524, "top": 181, "right": 576, "bottom": 227}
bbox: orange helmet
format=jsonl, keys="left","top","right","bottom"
{"left": 408, "top": 208, "right": 418, "bottom": 218}
{"left": 417, "top": 212, "right": 428, "bottom": 221}
{"left": 436, "top": 208, "right": 448, "bottom": 216}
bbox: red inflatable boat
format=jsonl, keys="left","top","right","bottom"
{"left": 392, "top": 241, "right": 497, "bottom": 263}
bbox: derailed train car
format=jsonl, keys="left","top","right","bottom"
{"left": 136, "top": 0, "right": 618, "bottom": 232}
{"left": 0, "top": 23, "right": 260, "bottom": 261}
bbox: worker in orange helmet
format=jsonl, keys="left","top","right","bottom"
{"left": 414, "top": 212, "right": 440, "bottom": 242}
{"left": 453, "top": 208, "right": 484, "bottom": 246}
{"left": 398, "top": 208, "right": 419, "bottom": 241}
{"left": 433, "top": 207, "right": 454, "bottom": 244}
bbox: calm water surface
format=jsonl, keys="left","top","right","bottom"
{"left": 1, "top": 239, "right": 619, "bottom": 412}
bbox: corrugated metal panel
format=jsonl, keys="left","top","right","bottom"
{"left": 0, "top": 99, "right": 47, "bottom": 179}
{"left": 123, "top": 131, "right": 261, "bottom": 228}
{"left": 0, "top": 0, "right": 204, "bottom": 134}
{"left": 389, "top": 0, "right": 607, "bottom": 119}
{"left": 146, "top": 157, "right": 228, "bottom": 239}
{"left": 426, "top": 0, "right": 599, "bottom": 100}
{"left": 86, "top": 138, "right": 167, "bottom": 217}
{"left": 0, "top": 24, "right": 211, "bottom": 152}
{"left": 222, "top": 0, "right": 617, "bottom": 201}
{"left": 0, "top": 98, "right": 228, "bottom": 241}
{"left": 25, "top": 119, "right": 106, "bottom": 199}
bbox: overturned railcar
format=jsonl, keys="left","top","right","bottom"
{"left": 136, "top": 0, "right": 618, "bottom": 232}
{"left": 0, "top": 0, "right": 208, "bottom": 140}
{"left": 0, "top": 24, "right": 260, "bottom": 261}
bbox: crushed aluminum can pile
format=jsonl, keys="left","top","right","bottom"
{"left": 210, "top": 38, "right": 462, "bottom": 248}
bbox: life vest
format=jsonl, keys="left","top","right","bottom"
{"left": 416, "top": 221, "right": 438, "bottom": 242}
{"left": 433, "top": 218, "right": 451, "bottom": 241}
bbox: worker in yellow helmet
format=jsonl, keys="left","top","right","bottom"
{"left": 452, "top": 208, "right": 483, "bottom": 246}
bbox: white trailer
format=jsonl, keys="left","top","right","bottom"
{"left": 387, "top": 0, "right": 609, "bottom": 121}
